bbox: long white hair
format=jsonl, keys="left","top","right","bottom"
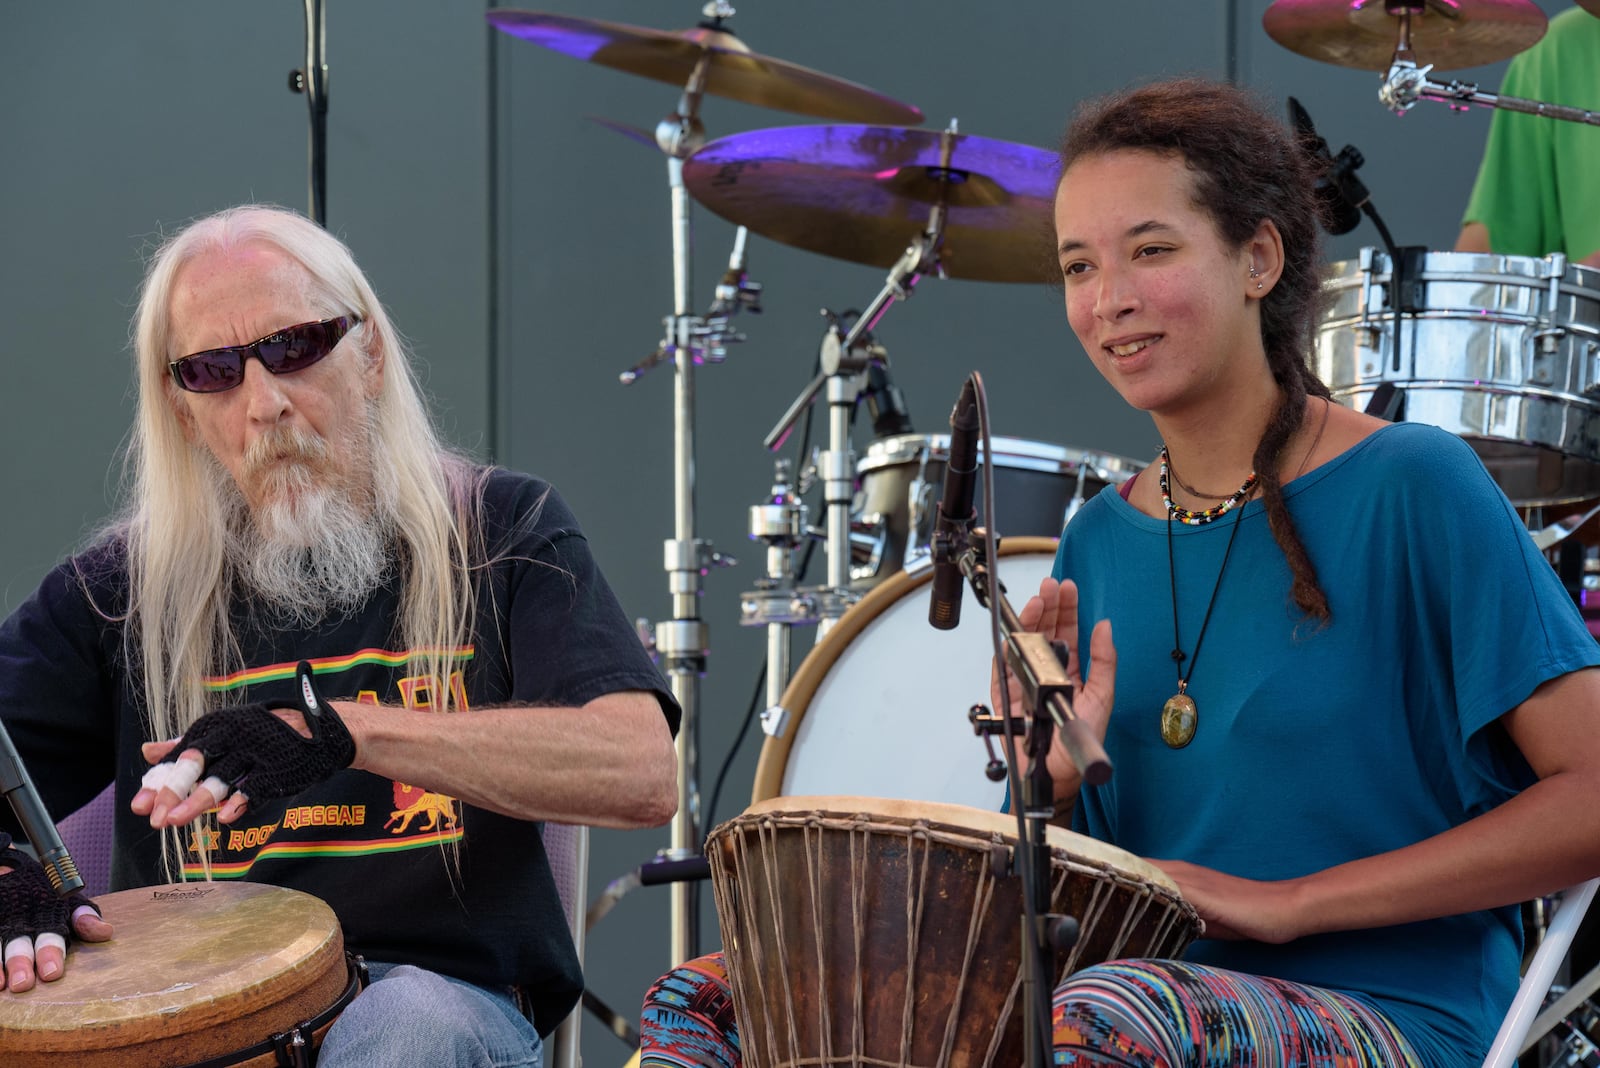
{"left": 121, "top": 205, "right": 479, "bottom": 773}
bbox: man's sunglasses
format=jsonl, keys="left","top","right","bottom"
{"left": 168, "top": 316, "right": 360, "bottom": 394}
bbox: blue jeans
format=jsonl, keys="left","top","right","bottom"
{"left": 318, "top": 961, "right": 544, "bottom": 1068}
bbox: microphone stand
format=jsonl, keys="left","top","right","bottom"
{"left": 0, "top": 718, "right": 84, "bottom": 896}
{"left": 954, "top": 534, "right": 1109, "bottom": 1067}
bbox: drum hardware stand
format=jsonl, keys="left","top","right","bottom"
{"left": 1373, "top": 2, "right": 1600, "bottom": 127}
{"left": 956, "top": 532, "right": 1109, "bottom": 1068}
{"left": 619, "top": 0, "right": 761, "bottom": 966}
{"left": 739, "top": 458, "right": 810, "bottom": 740}
{"left": 1380, "top": 57, "right": 1600, "bottom": 128}
{"left": 760, "top": 122, "right": 959, "bottom": 645}
{"left": 289, "top": 0, "right": 330, "bottom": 226}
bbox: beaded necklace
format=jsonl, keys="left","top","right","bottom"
{"left": 1157, "top": 443, "right": 1257, "bottom": 747}
{"left": 1158, "top": 446, "right": 1258, "bottom": 526}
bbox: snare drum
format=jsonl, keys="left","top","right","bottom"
{"left": 1, "top": 882, "right": 360, "bottom": 1067}
{"left": 851, "top": 434, "right": 1141, "bottom": 583}
{"left": 1315, "top": 249, "right": 1600, "bottom": 505}
{"left": 753, "top": 537, "right": 1059, "bottom": 812}
{"left": 707, "top": 796, "right": 1202, "bottom": 1068}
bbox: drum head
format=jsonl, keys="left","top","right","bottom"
{"left": 1, "top": 882, "right": 347, "bottom": 1066}
{"left": 738, "top": 794, "right": 1183, "bottom": 894}
{"left": 752, "top": 537, "right": 1059, "bottom": 810}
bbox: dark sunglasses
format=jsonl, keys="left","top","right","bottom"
{"left": 168, "top": 316, "right": 360, "bottom": 394}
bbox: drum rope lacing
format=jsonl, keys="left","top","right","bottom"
{"left": 712, "top": 810, "right": 1202, "bottom": 1067}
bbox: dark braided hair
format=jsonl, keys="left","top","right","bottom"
{"left": 1058, "top": 78, "right": 1333, "bottom": 622}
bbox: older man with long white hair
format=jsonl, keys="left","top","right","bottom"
{"left": 0, "top": 205, "right": 678, "bottom": 1066}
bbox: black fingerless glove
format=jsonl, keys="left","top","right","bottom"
{"left": 0, "top": 842, "right": 99, "bottom": 946}
{"left": 160, "top": 661, "right": 356, "bottom": 803}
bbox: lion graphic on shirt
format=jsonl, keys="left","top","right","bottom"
{"left": 385, "top": 781, "right": 459, "bottom": 834}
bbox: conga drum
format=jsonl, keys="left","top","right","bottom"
{"left": 0, "top": 882, "right": 361, "bottom": 1067}
{"left": 707, "top": 797, "right": 1202, "bottom": 1068}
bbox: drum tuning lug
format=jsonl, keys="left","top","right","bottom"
{"left": 989, "top": 843, "right": 1013, "bottom": 879}
{"left": 760, "top": 703, "right": 791, "bottom": 739}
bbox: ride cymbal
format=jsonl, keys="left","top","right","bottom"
{"left": 1263, "top": 0, "right": 1548, "bottom": 71}
{"left": 682, "top": 125, "right": 1059, "bottom": 284}
{"left": 486, "top": 10, "right": 923, "bottom": 125}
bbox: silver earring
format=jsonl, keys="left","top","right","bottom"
{"left": 1250, "top": 267, "right": 1263, "bottom": 290}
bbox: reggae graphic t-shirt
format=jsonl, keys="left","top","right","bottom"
{"left": 0, "top": 469, "right": 676, "bottom": 1036}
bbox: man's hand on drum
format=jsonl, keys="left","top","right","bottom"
{"left": 132, "top": 663, "right": 356, "bottom": 829}
{"left": 988, "top": 576, "right": 1117, "bottom": 791}
{"left": 0, "top": 835, "right": 111, "bottom": 992}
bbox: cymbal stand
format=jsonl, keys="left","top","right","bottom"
{"left": 289, "top": 0, "right": 330, "bottom": 225}
{"left": 1378, "top": 4, "right": 1600, "bottom": 126}
{"left": 618, "top": 0, "right": 760, "bottom": 966}
{"left": 759, "top": 123, "right": 958, "bottom": 658}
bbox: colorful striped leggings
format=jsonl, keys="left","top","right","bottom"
{"left": 638, "top": 954, "right": 1426, "bottom": 1067}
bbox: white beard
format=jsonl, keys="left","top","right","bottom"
{"left": 215, "top": 421, "right": 392, "bottom": 624}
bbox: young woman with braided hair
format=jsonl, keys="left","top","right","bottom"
{"left": 1022, "top": 78, "right": 1600, "bottom": 1065}
{"left": 635, "top": 78, "right": 1600, "bottom": 1068}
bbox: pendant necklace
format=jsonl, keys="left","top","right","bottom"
{"left": 1159, "top": 446, "right": 1253, "bottom": 748}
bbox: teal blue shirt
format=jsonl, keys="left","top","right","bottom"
{"left": 1054, "top": 423, "right": 1600, "bottom": 1066}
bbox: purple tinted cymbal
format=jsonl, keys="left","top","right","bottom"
{"left": 1263, "top": 0, "right": 1548, "bottom": 71}
{"left": 486, "top": 10, "right": 923, "bottom": 125}
{"left": 682, "top": 125, "right": 1060, "bottom": 284}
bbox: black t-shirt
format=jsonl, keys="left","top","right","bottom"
{"left": 0, "top": 468, "right": 677, "bottom": 1035}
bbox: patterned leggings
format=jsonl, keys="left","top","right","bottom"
{"left": 638, "top": 954, "right": 1426, "bottom": 1068}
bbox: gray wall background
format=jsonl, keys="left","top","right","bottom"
{"left": 0, "top": 2, "right": 1569, "bottom": 1063}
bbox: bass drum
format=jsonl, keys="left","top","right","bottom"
{"left": 1315, "top": 248, "right": 1600, "bottom": 505}
{"left": 752, "top": 537, "right": 1059, "bottom": 812}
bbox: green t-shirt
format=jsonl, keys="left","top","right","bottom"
{"left": 1462, "top": 7, "right": 1600, "bottom": 262}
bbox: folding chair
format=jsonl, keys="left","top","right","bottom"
{"left": 542, "top": 820, "right": 591, "bottom": 1068}
{"left": 1484, "top": 878, "right": 1600, "bottom": 1068}
{"left": 55, "top": 782, "right": 116, "bottom": 897}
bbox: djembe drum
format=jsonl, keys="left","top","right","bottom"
{"left": 0, "top": 882, "right": 361, "bottom": 1067}
{"left": 707, "top": 796, "right": 1202, "bottom": 1068}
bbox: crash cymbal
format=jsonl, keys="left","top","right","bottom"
{"left": 682, "top": 125, "right": 1059, "bottom": 284}
{"left": 1263, "top": 0, "right": 1547, "bottom": 71}
{"left": 486, "top": 10, "right": 922, "bottom": 125}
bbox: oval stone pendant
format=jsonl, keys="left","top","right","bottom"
{"left": 1161, "top": 693, "right": 1197, "bottom": 749}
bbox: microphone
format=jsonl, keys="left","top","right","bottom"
{"left": 0, "top": 717, "right": 84, "bottom": 895}
{"left": 1287, "top": 96, "right": 1365, "bottom": 237}
{"left": 861, "top": 362, "right": 914, "bottom": 438}
{"left": 929, "top": 375, "right": 980, "bottom": 631}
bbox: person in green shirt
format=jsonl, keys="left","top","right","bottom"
{"left": 1457, "top": 6, "right": 1600, "bottom": 267}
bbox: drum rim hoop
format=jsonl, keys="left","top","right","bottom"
{"left": 724, "top": 795, "right": 1191, "bottom": 903}
{"left": 857, "top": 433, "right": 1144, "bottom": 479}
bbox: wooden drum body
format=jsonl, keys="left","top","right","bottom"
{"left": 0, "top": 882, "right": 354, "bottom": 1067}
{"left": 708, "top": 797, "right": 1202, "bottom": 1068}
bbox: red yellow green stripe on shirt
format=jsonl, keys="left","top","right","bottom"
{"left": 201, "top": 647, "right": 476, "bottom": 693}
{"left": 181, "top": 826, "right": 466, "bottom": 878}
